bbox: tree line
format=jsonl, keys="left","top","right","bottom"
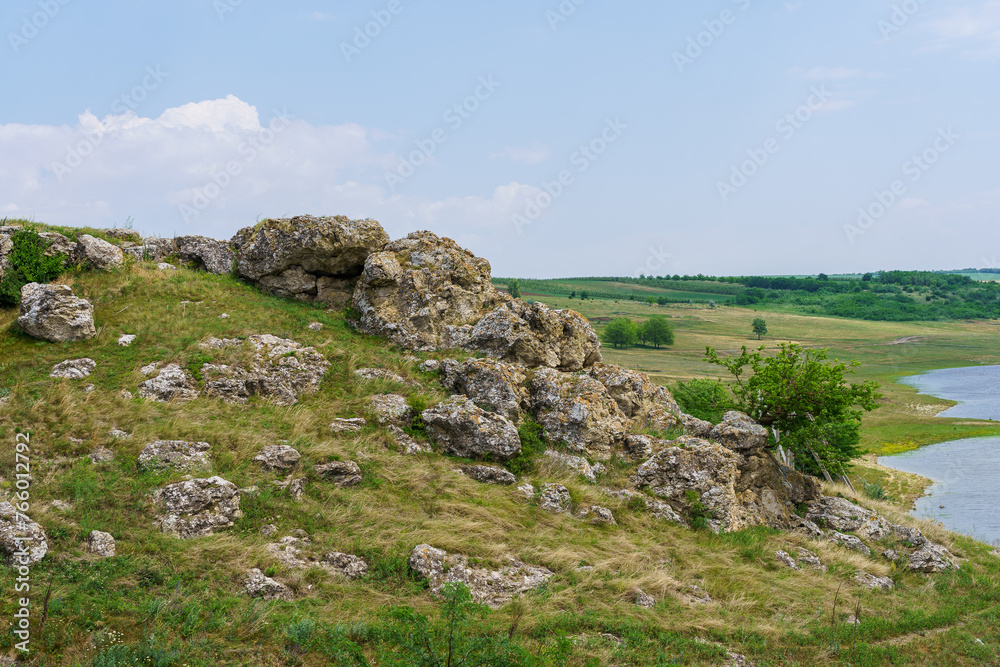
{"left": 601, "top": 316, "right": 674, "bottom": 349}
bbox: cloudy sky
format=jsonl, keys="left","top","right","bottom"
{"left": 2, "top": 1, "right": 998, "bottom": 278}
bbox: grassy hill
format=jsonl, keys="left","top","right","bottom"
{"left": 1, "top": 223, "right": 999, "bottom": 666}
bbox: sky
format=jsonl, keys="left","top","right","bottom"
{"left": 1, "top": 1, "right": 999, "bottom": 278}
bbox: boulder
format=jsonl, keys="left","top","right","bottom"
{"left": 421, "top": 397, "right": 521, "bottom": 461}
{"left": 680, "top": 413, "right": 714, "bottom": 438}
{"left": 138, "top": 364, "right": 199, "bottom": 403}
{"left": 623, "top": 434, "right": 658, "bottom": 461}
{"left": 353, "top": 231, "right": 502, "bottom": 350}
{"left": 232, "top": 215, "right": 388, "bottom": 303}
{"left": 543, "top": 450, "right": 598, "bottom": 483}
{"left": 854, "top": 571, "right": 893, "bottom": 591}
{"left": 368, "top": 394, "right": 412, "bottom": 424}
{"left": 708, "top": 411, "right": 769, "bottom": 453}
{"left": 576, "top": 505, "right": 616, "bottom": 525}
{"left": 174, "top": 235, "right": 234, "bottom": 275}
{"left": 467, "top": 299, "right": 602, "bottom": 371}
{"left": 330, "top": 417, "right": 367, "bottom": 433}
{"left": 253, "top": 445, "right": 301, "bottom": 471}
{"left": 38, "top": 232, "right": 77, "bottom": 257}
{"left": 806, "top": 496, "right": 894, "bottom": 541}
{"left": 202, "top": 335, "right": 330, "bottom": 406}
{"left": 539, "top": 483, "right": 572, "bottom": 513}
{"left": 154, "top": 477, "right": 242, "bottom": 539}
{"left": 72, "top": 234, "right": 124, "bottom": 270}
{"left": 85, "top": 530, "right": 116, "bottom": 558}
{"left": 323, "top": 552, "right": 369, "bottom": 578}
{"left": 98, "top": 228, "right": 143, "bottom": 244}
{"left": 908, "top": 543, "right": 957, "bottom": 573}
{"left": 17, "top": 283, "right": 96, "bottom": 342}
{"left": 243, "top": 568, "right": 292, "bottom": 601}
{"left": 138, "top": 440, "right": 212, "bottom": 472}
{"left": 439, "top": 358, "right": 529, "bottom": 422}
{"left": 829, "top": 531, "right": 872, "bottom": 556}
{"left": 50, "top": 358, "right": 96, "bottom": 379}
{"left": 587, "top": 363, "right": 681, "bottom": 430}
{"left": 530, "top": 369, "right": 628, "bottom": 460}
{"left": 314, "top": 461, "right": 363, "bottom": 487}
{"left": 0, "top": 502, "right": 48, "bottom": 565}
{"left": 459, "top": 465, "right": 517, "bottom": 486}
{"left": 408, "top": 544, "right": 553, "bottom": 608}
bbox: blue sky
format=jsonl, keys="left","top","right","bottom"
{"left": 2, "top": 0, "right": 998, "bottom": 278}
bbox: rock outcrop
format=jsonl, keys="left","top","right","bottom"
{"left": 174, "top": 235, "right": 234, "bottom": 275}
{"left": 232, "top": 215, "right": 388, "bottom": 304}
{"left": 353, "top": 231, "right": 502, "bottom": 350}
{"left": 72, "top": 234, "right": 124, "bottom": 270}
{"left": 18, "top": 283, "right": 97, "bottom": 342}
{"left": 408, "top": 544, "right": 553, "bottom": 608}
{"left": 0, "top": 502, "right": 48, "bottom": 565}
{"left": 201, "top": 335, "right": 330, "bottom": 406}
{"left": 422, "top": 397, "right": 521, "bottom": 461}
{"left": 467, "top": 299, "right": 602, "bottom": 371}
{"left": 530, "top": 369, "right": 628, "bottom": 460}
{"left": 587, "top": 363, "right": 681, "bottom": 431}
{"left": 138, "top": 440, "right": 212, "bottom": 472}
{"left": 439, "top": 358, "right": 529, "bottom": 422}
{"left": 155, "top": 477, "right": 242, "bottom": 539}
{"left": 138, "top": 364, "right": 199, "bottom": 403}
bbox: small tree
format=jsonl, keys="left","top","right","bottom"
{"left": 639, "top": 317, "right": 674, "bottom": 348}
{"left": 580, "top": 290, "right": 589, "bottom": 300}
{"left": 602, "top": 318, "right": 638, "bottom": 348}
{"left": 751, "top": 318, "right": 768, "bottom": 340}
{"left": 507, "top": 279, "right": 521, "bottom": 299}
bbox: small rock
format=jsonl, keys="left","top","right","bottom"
{"left": 138, "top": 440, "right": 212, "bottom": 473}
{"left": 314, "top": 461, "right": 362, "bottom": 487}
{"left": 272, "top": 477, "right": 307, "bottom": 500}
{"left": 85, "top": 530, "right": 116, "bottom": 558}
{"left": 633, "top": 589, "right": 656, "bottom": 608}
{"left": 120, "top": 389, "right": 134, "bottom": 400}
{"left": 419, "top": 359, "right": 441, "bottom": 372}
{"left": 118, "top": 334, "right": 136, "bottom": 346}
{"left": 354, "top": 367, "right": 409, "bottom": 384}
{"left": 829, "top": 531, "right": 872, "bottom": 556}
{"left": 219, "top": 313, "right": 230, "bottom": 319}
{"left": 109, "top": 429, "right": 129, "bottom": 439}
{"left": 387, "top": 425, "right": 431, "bottom": 454}
{"left": 67, "top": 436, "right": 86, "bottom": 445}
{"left": 974, "top": 638, "right": 985, "bottom": 646}
{"left": 260, "top": 524, "right": 278, "bottom": 537}
{"left": 543, "top": 450, "right": 597, "bottom": 483}
{"left": 84, "top": 384, "right": 95, "bottom": 393}
{"left": 459, "top": 465, "right": 517, "bottom": 486}
{"left": 243, "top": 568, "right": 292, "bottom": 601}
{"left": 157, "top": 262, "right": 176, "bottom": 271}
{"left": 909, "top": 543, "right": 957, "bottom": 573}
{"left": 330, "top": 417, "right": 367, "bottom": 433}
{"left": 89, "top": 447, "right": 115, "bottom": 463}
{"left": 323, "top": 552, "right": 369, "bottom": 578}
{"left": 137, "top": 364, "right": 198, "bottom": 403}
{"left": 140, "top": 363, "right": 159, "bottom": 376}
{"left": 845, "top": 615, "right": 860, "bottom": 626}
{"left": 708, "top": 411, "right": 768, "bottom": 452}
{"left": 368, "top": 393, "right": 412, "bottom": 425}
{"left": 882, "top": 549, "right": 899, "bottom": 562}
{"left": 253, "top": 445, "right": 301, "bottom": 472}
{"left": 50, "top": 358, "right": 96, "bottom": 379}
{"left": 990, "top": 549, "right": 1000, "bottom": 558}
{"left": 775, "top": 550, "right": 800, "bottom": 570}
{"left": 623, "top": 434, "right": 656, "bottom": 461}
{"left": 0, "top": 502, "right": 48, "bottom": 565}
{"left": 854, "top": 571, "right": 894, "bottom": 591}
{"left": 795, "top": 547, "right": 826, "bottom": 571}
{"left": 516, "top": 482, "right": 535, "bottom": 499}
{"left": 539, "top": 483, "right": 572, "bottom": 514}
{"left": 308, "top": 322, "right": 323, "bottom": 331}
{"left": 576, "top": 506, "right": 616, "bottom": 525}
{"left": 50, "top": 500, "right": 72, "bottom": 512}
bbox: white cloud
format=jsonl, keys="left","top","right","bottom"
{"left": 157, "top": 95, "right": 263, "bottom": 132}
{"left": 921, "top": 1, "right": 1000, "bottom": 58}
{"left": 490, "top": 143, "right": 551, "bottom": 165}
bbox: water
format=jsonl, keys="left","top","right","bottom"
{"left": 880, "top": 365, "right": 1000, "bottom": 546}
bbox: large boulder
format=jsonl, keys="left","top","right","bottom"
{"left": 709, "top": 411, "right": 769, "bottom": 453}
{"left": 154, "top": 477, "right": 242, "bottom": 539}
{"left": 17, "top": 283, "right": 97, "bottom": 342}
{"left": 72, "top": 234, "right": 124, "bottom": 270}
{"left": 439, "top": 358, "right": 529, "bottom": 422}
{"left": 232, "top": 215, "right": 388, "bottom": 303}
{"left": 0, "top": 502, "right": 48, "bottom": 566}
{"left": 587, "top": 363, "right": 681, "bottom": 431}
{"left": 805, "top": 496, "right": 894, "bottom": 542}
{"left": 408, "top": 544, "right": 553, "bottom": 608}
{"left": 467, "top": 299, "right": 602, "bottom": 371}
{"left": 422, "top": 397, "right": 521, "bottom": 461}
{"left": 174, "top": 235, "right": 234, "bottom": 275}
{"left": 353, "top": 231, "right": 503, "bottom": 350}
{"left": 529, "top": 369, "right": 628, "bottom": 460}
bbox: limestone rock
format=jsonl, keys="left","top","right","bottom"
{"left": 253, "top": 445, "right": 301, "bottom": 472}
{"left": 854, "top": 571, "right": 893, "bottom": 591}
{"left": 909, "top": 543, "right": 957, "bottom": 573}
{"left": 587, "top": 363, "right": 681, "bottom": 430}
{"left": 72, "top": 234, "right": 124, "bottom": 270}
{"left": 602, "top": 488, "right": 685, "bottom": 524}
{"left": 273, "top": 477, "right": 307, "bottom": 501}
{"left": 331, "top": 417, "right": 367, "bottom": 433}
{"left": 795, "top": 547, "right": 826, "bottom": 571}
{"left": 577, "top": 505, "right": 616, "bottom": 525}
{"left": 38, "top": 231, "right": 77, "bottom": 257}
{"left": 681, "top": 413, "right": 714, "bottom": 438}
{"left": 50, "top": 358, "right": 96, "bottom": 379}
{"left": 623, "top": 434, "right": 658, "bottom": 461}
{"left": 422, "top": 397, "right": 521, "bottom": 461}
{"left": 18, "top": 283, "right": 97, "bottom": 342}
{"left": 775, "top": 550, "right": 800, "bottom": 570}
{"left": 539, "top": 483, "right": 572, "bottom": 513}
{"left": 156, "top": 262, "right": 176, "bottom": 271}
{"left": 89, "top": 447, "right": 115, "bottom": 463}
{"left": 829, "top": 531, "right": 872, "bottom": 556}
{"left": 408, "top": 544, "right": 553, "bottom": 608}
{"left": 467, "top": 299, "right": 602, "bottom": 371}
{"left": 323, "top": 552, "right": 369, "bottom": 578}
{"left": 633, "top": 589, "right": 656, "bottom": 608}
{"left": 174, "top": 235, "right": 234, "bottom": 275}
{"left": 530, "top": 369, "right": 628, "bottom": 460}
{"left": 368, "top": 394, "right": 412, "bottom": 424}
{"left": 314, "top": 461, "right": 363, "bottom": 487}
{"left": 118, "top": 334, "right": 136, "bottom": 347}
{"left": 459, "top": 465, "right": 517, "bottom": 485}
{"left": 202, "top": 335, "right": 330, "bottom": 406}
{"left": 258, "top": 266, "right": 316, "bottom": 299}
{"left": 85, "top": 530, "right": 116, "bottom": 558}
{"left": 708, "top": 411, "right": 769, "bottom": 453}
{"left": 98, "top": 228, "right": 142, "bottom": 244}
{"left": 138, "top": 364, "right": 199, "bottom": 403}
{"left": 244, "top": 568, "right": 292, "bottom": 601}
{"left": 806, "top": 496, "right": 894, "bottom": 541}
{"left": 419, "top": 359, "right": 441, "bottom": 372}
{"left": 138, "top": 440, "right": 212, "bottom": 472}
{"left": 0, "top": 502, "right": 48, "bottom": 565}
{"left": 354, "top": 367, "right": 408, "bottom": 385}
{"left": 543, "top": 450, "right": 598, "bottom": 483}
{"left": 155, "top": 477, "right": 242, "bottom": 538}
{"left": 387, "top": 425, "right": 430, "bottom": 455}
{"left": 439, "top": 358, "right": 529, "bottom": 422}
{"left": 308, "top": 322, "right": 323, "bottom": 331}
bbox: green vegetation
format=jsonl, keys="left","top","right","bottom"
{"left": 0, "top": 228, "right": 67, "bottom": 306}
{"left": 602, "top": 318, "right": 638, "bottom": 348}
{"left": 507, "top": 278, "right": 521, "bottom": 300}
{"left": 671, "top": 379, "right": 734, "bottom": 424}
{"left": 751, "top": 318, "right": 767, "bottom": 340}
{"left": 602, "top": 317, "right": 674, "bottom": 350}
{"left": 639, "top": 316, "right": 674, "bottom": 348}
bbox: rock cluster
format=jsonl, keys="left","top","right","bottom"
{"left": 201, "top": 335, "right": 330, "bottom": 406}
{"left": 421, "top": 397, "right": 521, "bottom": 462}
{"left": 18, "top": 283, "right": 96, "bottom": 342}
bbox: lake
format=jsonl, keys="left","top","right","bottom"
{"left": 880, "top": 365, "right": 1000, "bottom": 546}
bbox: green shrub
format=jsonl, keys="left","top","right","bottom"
{"left": 684, "top": 490, "right": 714, "bottom": 530}
{"left": 0, "top": 228, "right": 66, "bottom": 307}
{"left": 507, "top": 416, "right": 547, "bottom": 475}
{"left": 862, "top": 479, "right": 889, "bottom": 501}
{"left": 672, "top": 379, "right": 734, "bottom": 424}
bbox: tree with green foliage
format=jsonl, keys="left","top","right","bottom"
{"left": 704, "top": 343, "right": 881, "bottom": 475}
{"left": 672, "top": 379, "right": 734, "bottom": 423}
{"left": 639, "top": 316, "right": 674, "bottom": 348}
{"left": 751, "top": 318, "right": 767, "bottom": 340}
{"left": 0, "top": 229, "right": 66, "bottom": 307}
{"left": 602, "top": 317, "right": 638, "bottom": 348}
{"left": 507, "top": 279, "right": 521, "bottom": 299}
{"left": 580, "top": 290, "right": 589, "bottom": 300}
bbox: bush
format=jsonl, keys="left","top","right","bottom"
{"left": 672, "top": 379, "right": 734, "bottom": 424}
{"left": 862, "top": 479, "right": 889, "bottom": 501}
{"left": 0, "top": 228, "right": 66, "bottom": 307}
{"left": 507, "top": 416, "right": 547, "bottom": 475}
